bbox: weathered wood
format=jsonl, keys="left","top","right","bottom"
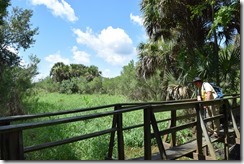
{"left": 106, "top": 105, "right": 119, "bottom": 160}
{"left": 152, "top": 101, "right": 198, "bottom": 112}
{"left": 195, "top": 103, "right": 203, "bottom": 155}
{"left": 0, "top": 95, "right": 240, "bottom": 160}
{"left": 222, "top": 102, "right": 230, "bottom": 160}
{"left": 152, "top": 99, "right": 225, "bottom": 113}
{"left": 117, "top": 104, "right": 124, "bottom": 160}
{"left": 24, "top": 128, "right": 116, "bottom": 153}
{"left": 0, "top": 104, "right": 147, "bottom": 134}
{"left": 198, "top": 106, "right": 217, "bottom": 159}
{"left": 131, "top": 137, "right": 221, "bottom": 160}
{"left": 229, "top": 108, "right": 240, "bottom": 138}
{"left": 1, "top": 131, "right": 24, "bottom": 160}
{"left": 150, "top": 111, "right": 167, "bottom": 160}
{"left": 143, "top": 107, "right": 152, "bottom": 160}
{"left": 170, "top": 110, "right": 176, "bottom": 147}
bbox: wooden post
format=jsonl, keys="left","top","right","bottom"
{"left": 222, "top": 100, "right": 230, "bottom": 160}
{"left": 170, "top": 110, "right": 176, "bottom": 147}
{"left": 0, "top": 121, "right": 10, "bottom": 160}
{"left": 144, "top": 107, "right": 151, "bottom": 160}
{"left": 116, "top": 105, "right": 124, "bottom": 160}
{"left": 1, "top": 130, "right": 24, "bottom": 160}
{"left": 106, "top": 105, "right": 119, "bottom": 160}
{"left": 193, "top": 103, "right": 205, "bottom": 160}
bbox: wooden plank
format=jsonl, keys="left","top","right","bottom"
{"left": 164, "top": 140, "right": 198, "bottom": 160}
{"left": 130, "top": 137, "right": 221, "bottom": 160}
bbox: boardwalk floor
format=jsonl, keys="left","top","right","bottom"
{"left": 131, "top": 136, "right": 223, "bottom": 160}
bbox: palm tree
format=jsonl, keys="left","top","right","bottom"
{"left": 136, "top": 40, "right": 194, "bottom": 100}
{"left": 140, "top": 0, "right": 240, "bottom": 85}
{"left": 86, "top": 65, "right": 101, "bottom": 82}
{"left": 136, "top": 40, "right": 177, "bottom": 79}
{"left": 69, "top": 64, "right": 87, "bottom": 78}
{"left": 50, "top": 62, "right": 70, "bottom": 82}
{"left": 218, "top": 34, "right": 240, "bottom": 94}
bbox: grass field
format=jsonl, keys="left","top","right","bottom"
{"left": 22, "top": 92, "right": 170, "bottom": 160}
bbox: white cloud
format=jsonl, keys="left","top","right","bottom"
{"left": 31, "top": 0, "right": 78, "bottom": 22}
{"left": 71, "top": 46, "right": 90, "bottom": 64}
{"left": 44, "top": 47, "right": 91, "bottom": 68}
{"left": 130, "top": 13, "right": 143, "bottom": 26}
{"left": 45, "top": 51, "right": 70, "bottom": 66}
{"left": 73, "top": 26, "right": 136, "bottom": 66}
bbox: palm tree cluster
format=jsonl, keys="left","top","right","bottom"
{"left": 50, "top": 62, "right": 101, "bottom": 83}
{"left": 137, "top": 0, "right": 240, "bottom": 99}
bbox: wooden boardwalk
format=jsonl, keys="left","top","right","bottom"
{"left": 131, "top": 136, "right": 223, "bottom": 160}
{"left": 0, "top": 95, "right": 240, "bottom": 160}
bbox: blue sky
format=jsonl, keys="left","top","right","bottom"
{"left": 10, "top": 0, "right": 147, "bottom": 81}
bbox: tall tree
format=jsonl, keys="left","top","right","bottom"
{"left": 50, "top": 62, "right": 70, "bottom": 83}
{"left": 0, "top": 2, "right": 39, "bottom": 116}
{"left": 140, "top": 0, "right": 240, "bottom": 85}
{"left": 0, "top": 6, "right": 38, "bottom": 68}
{"left": 86, "top": 65, "right": 101, "bottom": 81}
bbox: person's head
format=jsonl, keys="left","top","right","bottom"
{"left": 192, "top": 77, "right": 202, "bottom": 88}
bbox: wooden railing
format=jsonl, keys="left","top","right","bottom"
{"left": 0, "top": 94, "right": 240, "bottom": 160}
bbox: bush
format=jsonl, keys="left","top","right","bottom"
{"left": 35, "top": 77, "right": 59, "bottom": 93}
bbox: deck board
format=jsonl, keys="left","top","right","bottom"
{"left": 130, "top": 137, "right": 221, "bottom": 160}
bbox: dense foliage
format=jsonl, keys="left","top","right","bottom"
{"left": 36, "top": 0, "right": 240, "bottom": 102}
{"left": 0, "top": 0, "right": 39, "bottom": 116}
{"left": 1, "top": 0, "right": 240, "bottom": 113}
{"left": 0, "top": 0, "right": 240, "bottom": 160}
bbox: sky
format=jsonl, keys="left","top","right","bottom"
{"left": 10, "top": 0, "right": 148, "bottom": 81}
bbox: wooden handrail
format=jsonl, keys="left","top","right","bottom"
{"left": 0, "top": 94, "right": 240, "bottom": 160}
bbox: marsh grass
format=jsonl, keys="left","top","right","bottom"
{"left": 22, "top": 92, "right": 170, "bottom": 160}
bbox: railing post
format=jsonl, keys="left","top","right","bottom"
{"left": 106, "top": 105, "right": 119, "bottom": 160}
{"left": 1, "top": 130, "right": 24, "bottom": 160}
{"left": 222, "top": 100, "right": 230, "bottom": 160}
{"left": 0, "top": 121, "right": 10, "bottom": 160}
{"left": 230, "top": 97, "right": 240, "bottom": 139}
{"left": 170, "top": 110, "right": 176, "bottom": 147}
{"left": 116, "top": 104, "right": 124, "bottom": 160}
{"left": 143, "top": 106, "right": 151, "bottom": 160}
{"left": 193, "top": 103, "right": 204, "bottom": 160}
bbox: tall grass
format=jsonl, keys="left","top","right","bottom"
{"left": 22, "top": 92, "right": 170, "bottom": 160}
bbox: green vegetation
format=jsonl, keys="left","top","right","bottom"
{"left": 0, "top": 0, "right": 39, "bottom": 116}
{"left": 23, "top": 92, "right": 170, "bottom": 160}
{"left": 0, "top": 0, "right": 240, "bottom": 160}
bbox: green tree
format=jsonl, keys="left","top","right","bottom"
{"left": 119, "top": 60, "right": 137, "bottom": 95}
{"left": 139, "top": 0, "right": 240, "bottom": 97}
{"left": 86, "top": 65, "right": 101, "bottom": 82}
{"left": 0, "top": 6, "right": 38, "bottom": 68}
{"left": 50, "top": 62, "right": 70, "bottom": 83}
{"left": 0, "top": 2, "right": 39, "bottom": 116}
{"left": 69, "top": 64, "right": 87, "bottom": 78}
{"left": 0, "top": 55, "right": 40, "bottom": 116}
